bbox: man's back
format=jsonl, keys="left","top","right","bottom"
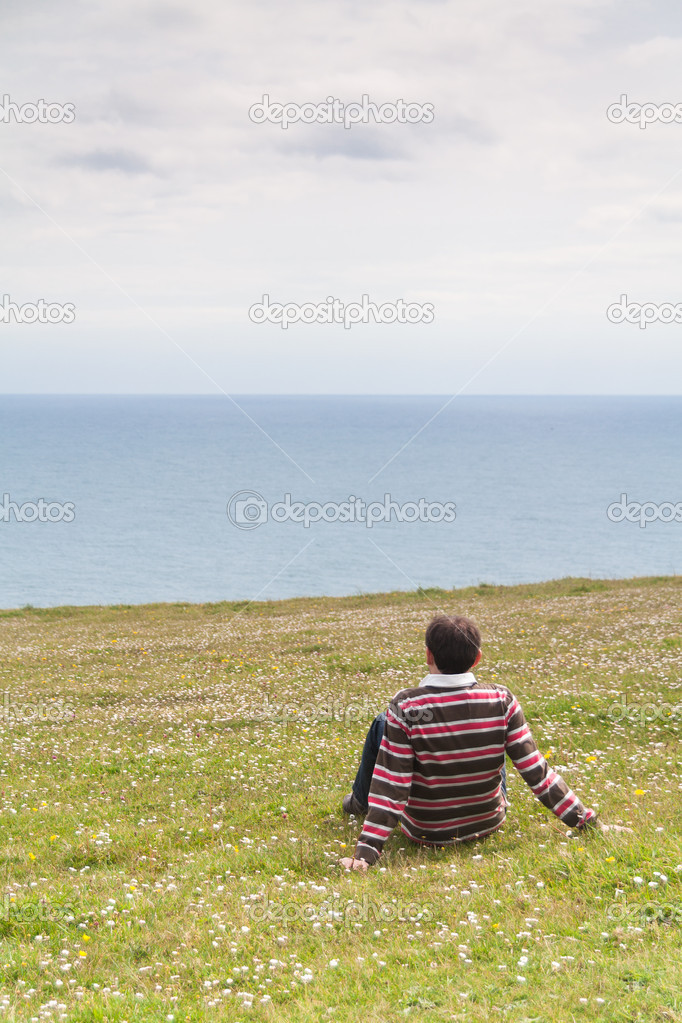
{"left": 355, "top": 673, "right": 595, "bottom": 865}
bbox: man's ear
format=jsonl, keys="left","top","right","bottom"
{"left": 425, "top": 646, "right": 434, "bottom": 665}
{"left": 471, "top": 649, "right": 482, "bottom": 669}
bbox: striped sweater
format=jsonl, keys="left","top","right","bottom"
{"left": 354, "top": 671, "right": 596, "bottom": 865}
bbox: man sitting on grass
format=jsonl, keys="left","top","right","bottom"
{"left": 340, "top": 613, "right": 627, "bottom": 872}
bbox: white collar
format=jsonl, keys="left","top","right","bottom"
{"left": 418, "top": 671, "right": 477, "bottom": 689}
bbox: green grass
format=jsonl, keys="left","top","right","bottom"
{"left": 0, "top": 575, "right": 681, "bottom": 1020}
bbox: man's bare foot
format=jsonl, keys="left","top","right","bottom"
{"left": 339, "top": 856, "right": 369, "bottom": 872}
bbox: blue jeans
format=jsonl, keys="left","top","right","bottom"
{"left": 351, "top": 711, "right": 507, "bottom": 811}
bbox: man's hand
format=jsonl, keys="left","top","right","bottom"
{"left": 575, "top": 817, "right": 634, "bottom": 836}
{"left": 339, "top": 856, "right": 369, "bottom": 873}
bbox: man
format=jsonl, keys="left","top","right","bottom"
{"left": 341, "top": 613, "right": 626, "bottom": 872}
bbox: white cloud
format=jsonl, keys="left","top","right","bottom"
{"left": 1, "top": 0, "right": 681, "bottom": 392}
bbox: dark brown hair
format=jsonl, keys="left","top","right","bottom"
{"left": 425, "top": 614, "right": 481, "bottom": 674}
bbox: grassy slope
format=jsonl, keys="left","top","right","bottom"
{"left": 0, "top": 575, "right": 681, "bottom": 1021}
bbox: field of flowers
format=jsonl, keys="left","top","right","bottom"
{"left": 0, "top": 575, "right": 680, "bottom": 1022}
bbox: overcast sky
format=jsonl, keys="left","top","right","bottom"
{"left": 1, "top": 0, "right": 682, "bottom": 393}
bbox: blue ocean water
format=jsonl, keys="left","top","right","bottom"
{"left": 0, "top": 395, "right": 680, "bottom": 608}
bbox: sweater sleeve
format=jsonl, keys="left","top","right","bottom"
{"left": 353, "top": 700, "right": 415, "bottom": 866}
{"left": 504, "top": 692, "right": 596, "bottom": 829}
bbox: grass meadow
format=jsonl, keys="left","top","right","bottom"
{"left": 0, "top": 575, "right": 681, "bottom": 1022}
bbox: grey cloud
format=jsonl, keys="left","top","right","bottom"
{"left": 273, "top": 128, "right": 408, "bottom": 161}
{"left": 58, "top": 149, "right": 155, "bottom": 174}
{"left": 144, "top": 3, "right": 204, "bottom": 29}
{"left": 1, "top": 0, "right": 681, "bottom": 394}
{"left": 582, "top": 1, "right": 682, "bottom": 48}
{"left": 439, "top": 113, "right": 497, "bottom": 145}
{"left": 270, "top": 114, "right": 494, "bottom": 161}
{"left": 647, "top": 205, "right": 682, "bottom": 223}
{"left": 88, "top": 90, "right": 165, "bottom": 127}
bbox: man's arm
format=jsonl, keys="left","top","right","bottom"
{"left": 351, "top": 700, "right": 415, "bottom": 866}
{"left": 504, "top": 692, "right": 597, "bottom": 829}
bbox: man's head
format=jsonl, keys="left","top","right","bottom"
{"left": 425, "top": 614, "right": 481, "bottom": 674}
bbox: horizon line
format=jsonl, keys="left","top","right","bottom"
{"left": 1, "top": 392, "right": 681, "bottom": 399}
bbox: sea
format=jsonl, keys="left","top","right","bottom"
{"left": 0, "top": 395, "right": 680, "bottom": 609}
